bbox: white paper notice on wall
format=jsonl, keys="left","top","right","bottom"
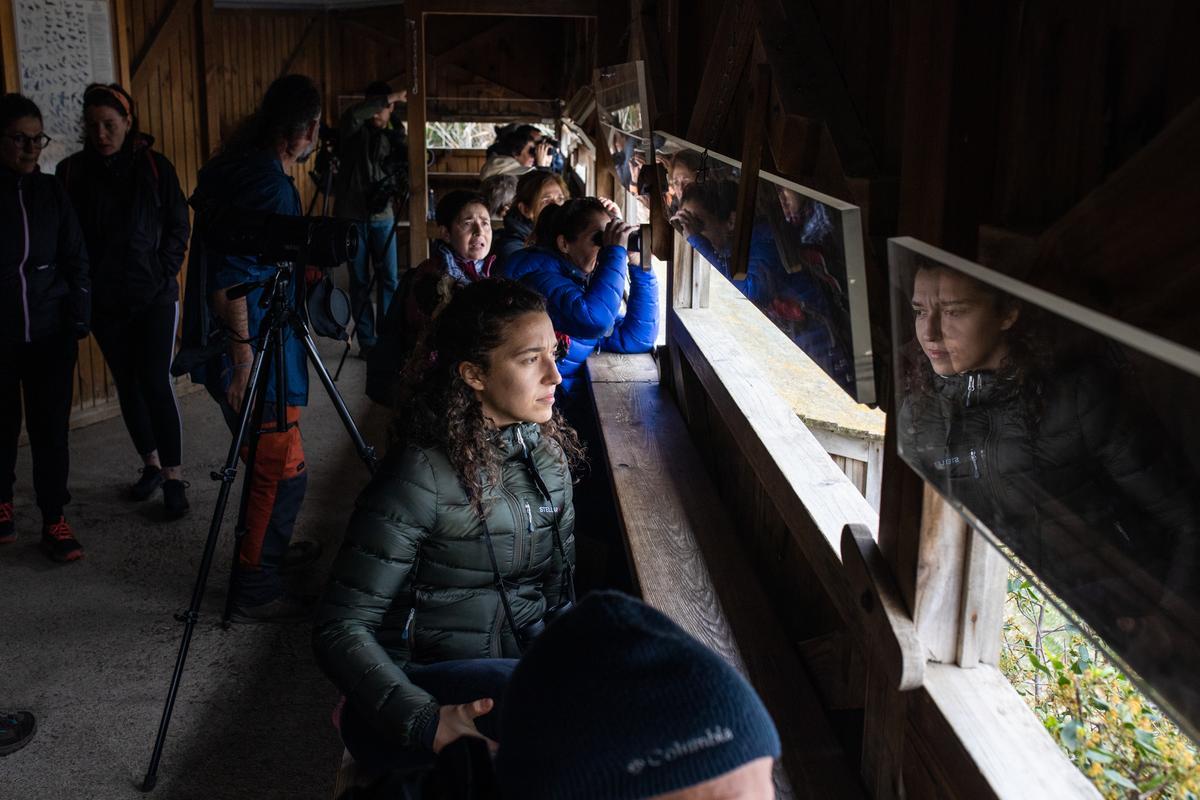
{"left": 13, "top": 0, "right": 116, "bottom": 172}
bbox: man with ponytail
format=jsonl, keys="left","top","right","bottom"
{"left": 181, "top": 74, "right": 323, "bottom": 622}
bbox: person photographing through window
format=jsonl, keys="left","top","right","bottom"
{"left": 334, "top": 81, "right": 407, "bottom": 360}
{"left": 180, "top": 74, "right": 325, "bottom": 622}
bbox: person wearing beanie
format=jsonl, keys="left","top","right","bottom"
{"left": 497, "top": 591, "right": 781, "bottom": 800}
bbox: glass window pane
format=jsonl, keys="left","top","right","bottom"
{"left": 889, "top": 236, "right": 1200, "bottom": 739}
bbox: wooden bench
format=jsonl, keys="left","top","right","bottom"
{"left": 586, "top": 352, "right": 866, "bottom": 800}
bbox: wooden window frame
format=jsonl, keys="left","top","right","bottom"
{"left": 664, "top": 229, "right": 1099, "bottom": 798}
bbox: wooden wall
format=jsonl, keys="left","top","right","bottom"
{"left": 0, "top": 0, "right": 411, "bottom": 423}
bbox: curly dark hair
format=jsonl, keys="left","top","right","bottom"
{"left": 393, "top": 279, "right": 585, "bottom": 510}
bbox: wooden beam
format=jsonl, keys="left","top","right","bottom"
{"left": 278, "top": 15, "right": 319, "bottom": 79}
{"left": 406, "top": 5, "right": 429, "bottom": 267}
{"left": 956, "top": 529, "right": 1008, "bottom": 667}
{"left": 0, "top": 0, "right": 20, "bottom": 93}
{"left": 683, "top": 0, "right": 755, "bottom": 148}
{"left": 131, "top": 0, "right": 191, "bottom": 82}
{"left": 195, "top": 0, "right": 220, "bottom": 159}
{"left": 729, "top": 63, "right": 770, "bottom": 282}
{"left": 112, "top": 0, "right": 133, "bottom": 91}
{"left": 911, "top": 484, "right": 969, "bottom": 664}
{"left": 322, "top": 12, "right": 334, "bottom": 121}
{"left": 339, "top": 17, "right": 405, "bottom": 48}
{"left": 752, "top": 0, "right": 877, "bottom": 178}
{"left": 420, "top": 0, "right": 597, "bottom": 17}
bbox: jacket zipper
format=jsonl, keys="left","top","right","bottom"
{"left": 16, "top": 180, "right": 32, "bottom": 342}
{"left": 400, "top": 606, "right": 416, "bottom": 642}
{"left": 523, "top": 501, "right": 536, "bottom": 571}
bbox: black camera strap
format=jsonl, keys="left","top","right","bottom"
{"left": 477, "top": 512, "right": 526, "bottom": 652}
{"left": 515, "top": 431, "right": 576, "bottom": 605}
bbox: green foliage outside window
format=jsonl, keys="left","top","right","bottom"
{"left": 1001, "top": 574, "right": 1200, "bottom": 798}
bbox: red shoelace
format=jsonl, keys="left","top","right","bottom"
{"left": 44, "top": 517, "right": 75, "bottom": 540}
{"left": 0, "top": 503, "right": 13, "bottom": 524}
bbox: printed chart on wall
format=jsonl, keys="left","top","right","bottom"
{"left": 13, "top": 0, "right": 115, "bottom": 172}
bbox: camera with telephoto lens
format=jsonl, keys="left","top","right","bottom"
{"left": 592, "top": 226, "right": 642, "bottom": 254}
{"left": 194, "top": 202, "right": 358, "bottom": 268}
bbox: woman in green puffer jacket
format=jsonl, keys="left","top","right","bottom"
{"left": 313, "top": 278, "right": 583, "bottom": 776}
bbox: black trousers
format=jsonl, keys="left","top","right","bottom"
{"left": 0, "top": 332, "right": 78, "bottom": 521}
{"left": 92, "top": 302, "right": 183, "bottom": 468}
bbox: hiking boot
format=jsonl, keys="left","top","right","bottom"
{"left": 0, "top": 502, "right": 14, "bottom": 544}
{"left": 41, "top": 517, "right": 83, "bottom": 563}
{"left": 0, "top": 711, "right": 37, "bottom": 756}
{"left": 230, "top": 594, "right": 311, "bottom": 624}
{"left": 129, "top": 465, "right": 164, "bottom": 501}
{"left": 162, "top": 479, "right": 190, "bottom": 520}
{"left": 280, "top": 540, "right": 323, "bottom": 575}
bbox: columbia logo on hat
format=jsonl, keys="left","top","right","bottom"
{"left": 626, "top": 726, "right": 736, "bottom": 775}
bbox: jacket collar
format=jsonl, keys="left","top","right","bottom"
{"left": 502, "top": 206, "right": 534, "bottom": 241}
{"left": 932, "top": 370, "right": 1019, "bottom": 407}
{"left": 434, "top": 239, "right": 493, "bottom": 283}
{"left": 0, "top": 164, "right": 37, "bottom": 187}
{"left": 491, "top": 422, "right": 542, "bottom": 460}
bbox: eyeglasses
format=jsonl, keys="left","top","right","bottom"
{"left": 3, "top": 133, "right": 52, "bottom": 150}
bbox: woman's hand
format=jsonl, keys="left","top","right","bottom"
{"left": 534, "top": 141, "right": 554, "bottom": 168}
{"left": 432, "top": 698, "right": 497, "bottom": 754}
{"left": 597, "top": 196, "right": 622, "bottom": 220}
{"left": 602, "top": 218, "right": 637, "bottom": 249}
{"left": 671, "top": 208, "right": 703, "bottom": 238}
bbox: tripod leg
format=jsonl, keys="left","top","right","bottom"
{"left": 141, "top": 342, "right": 272, "bottom": 792}
{"left": 292, "top": 314, "right": 378, "bottom": 474}
{"left": 220, "top": 337, "right": 272, "bottom": 625}
{"left": 336, "top": 263, "right": 380, "bottom": 382}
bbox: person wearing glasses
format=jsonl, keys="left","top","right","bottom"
{"left": 0, "top": 94, "right": 91, "bottom": 562}
{"left": 56, "top": 84, "right": 192, "bottom": 519}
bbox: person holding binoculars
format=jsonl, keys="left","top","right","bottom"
{"left": 499, "top": 197, "right": 659, "bottom": 405}
{"left": 313, "top": 278, "right": 581, "bottom": 788}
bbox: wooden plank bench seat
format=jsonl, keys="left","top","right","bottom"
{"left": 586, "top": 352, "right": 866, "bottom": 800}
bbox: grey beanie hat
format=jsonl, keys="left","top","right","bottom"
{"left": 496, "top": 591, "right": 781, "bottom": 799}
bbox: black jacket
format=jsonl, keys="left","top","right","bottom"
{"left": 57, "top": 136, "right": 189, "bottom": 314}
{"left": 313, "top": 423, "right": 575, "bottom": 748}
{"left": 899, "top": 363, "right": 1199, "bottom": 606}
{"left": 334, "top": 99, "right": 406, "bottom": 222}
{"left": 0, "top": 166, "right": 90, "bottom": 343}
{"left": 490, "top": 206, "right": 533, "bottom": 276}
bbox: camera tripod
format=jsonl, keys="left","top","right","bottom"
{"left": 141, "top": 262, "right": 378, "bottom": 791}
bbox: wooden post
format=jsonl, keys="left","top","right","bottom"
{"left": 112, "top": 0, "right": 133, "bottom": 91}
{"left": 729, "top": 63, "right": 770, "bottom": 281}
{"left": 195, "top": 0, "right": 220, "bottom": 160}
{"left": 0, "top": 0, "right": 19, "bottom": 93}
{"left": 406, "top": 4, "right": 429, "bottom": 267}
{"left": 957, "top": 529, "right": 1008, "bottom": 666}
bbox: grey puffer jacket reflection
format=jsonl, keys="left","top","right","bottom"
{"left": 899, "top": 364, "right": 1199, "bottom": 594}
{"left": 312, "top": 422, "right": 575, "bottom": 748}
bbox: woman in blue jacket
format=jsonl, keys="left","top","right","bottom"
{"left": 499, "top": 198, "right": 658, "bottom": 402}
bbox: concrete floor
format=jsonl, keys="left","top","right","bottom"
{"left": 1, "top": 339, "right": 391, "bottom": 800}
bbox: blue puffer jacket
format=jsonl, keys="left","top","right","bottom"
{"left": 501, "top": 245, "right": 658, "bottom": 397}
